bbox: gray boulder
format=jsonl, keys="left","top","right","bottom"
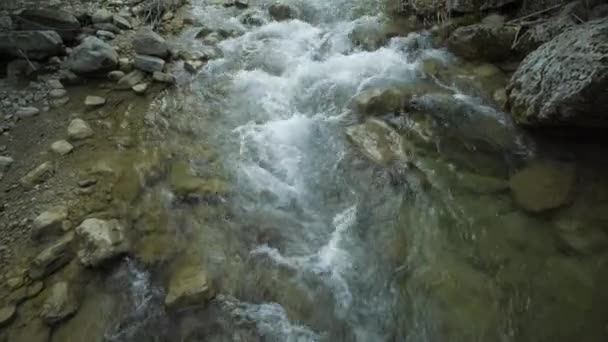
{"left": 17, "top": 9, "right": 81, "bottom": 40}
{"left": 132, "top": 28, "right": 169, "bottom": 58}
{"left": 65, "top": 36, "right": 118, "bottom": 74}
{"left": 507, "top": 18, "right": 608, "bottom": 128}
{"left": 447, "top": 23, "right": 517, "bottom": 62}
{"left": 134, "top": 54, "right": 165, "bottom": 73}
{"left": 76, "top": 218, "right": 129, "bottom": 267}
{"left": 0, "top": 31, "right": 63, "bottom": 60}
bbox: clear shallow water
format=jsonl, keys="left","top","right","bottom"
{"left": 102, "top": 1, "right": 608, "bottom": 341}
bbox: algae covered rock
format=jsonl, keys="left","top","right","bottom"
{"left": 509, "top": 161, "right": 576, "bottom": 212}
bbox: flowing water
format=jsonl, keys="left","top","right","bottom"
{"left": 83, "top": 1, "right": 608, "bottom": 341}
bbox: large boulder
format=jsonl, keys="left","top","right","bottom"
{"left": 507, "top": 18, "right": 608, "bottom": 129}
{"left": 447, "top": 23, "right": 518, "bottom": 62}
{"left": 17, "top": 9, "right": 81, "bottom": 40}
{"left": 132, "top": 28, "right": 169, "bottom": 58}
{"left": 65, "top": 36, "right": 118, "bottom": 74}
{"left": 0, "top": 30, "right": 63, "bottom": 60}
{"left": 76, "top": 218, "right": 129, "bottom": 267}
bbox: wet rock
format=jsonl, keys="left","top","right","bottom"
{"left": 132, "top": 83, "right": 148, "bottom": 94}
{"left": 7, "top": 318, "right": 50, "bottom": 342}
{"left": 96, "top": 30, "right": 115, "bottom": 40}
{"left": 345, "top": 118, "right": 407, "bottom": 166}
{"left": 68, "top": 119, "right": 94, "bottom": 140}
{"left": 152, "top": 71, "right": 176, "bottom": 84}
{"left": 352, "top": 88, "right": 403, "bottom": 116}
{"left": 0, "top": 155, "right": 13, "bottom": 172}
{"left": 47, "top": 79, "right": 64, "bottom": 89}
{"left": 76, "top": 218, "right": 129, "bottom": 267}
{"left": 65, "top": 36, "right": 118, "bottom": 74}
{"left": 350, "top": 17, "right": 386, "bottom": 51}
{"left": 269, "top": 3, "right": 294, "bottom": 21}
{"left": 165, "top": 264, "right": 213, "bottom": 309}
{"left": 554, "top": 215, "right": 608, "bottom": 255}
{"left": 447, "top": 24, "right": 517, "bottom": 62}
{"left": 112, "top": 14, "right": 132, "bottom": 30}
{"left": 84, "top": 95, "right": 106, "bottom": 107}
{"left": 184, "top": 60, "right": 204, "bottom": 73}
{"left": 0, "top": 31, "right": 63, "bottom": 60}
{"left": 30, "top": 233, "right": 74, "bottom": 280}
{"left": 32, "top": 206, "right": 69, "bottom": 240}
{"left": 133, "top": 28, "right": 169, "bottom": 58}
{"left": 49, "top": 89, "right": 68, "bottom": 99}
{"left": 20, "top": 161, "right": 54, "bottom": 188}
{"left": 507, "top": 18, "right": 608, "bottom": 129}
{"left": 108, "top": 70, "right": 125, "bottom": 81}
{"left": 169, "top": 162, "right": 229, "bottom": 198}
{"left": 509, "top": 161, "right": 576, "bottom": 212}
{"left": 50, "top": 140, "right": 74, "bottom": 155}
{"left": 0, "top": 305, "right": 16, "bottom": 327}
{"left": 16, "top": 106, "right": 40, "bottom": 118}
{"left": 41, "top": 281, "right": 79, "bottom": 324}
{"left": 240, "top": 10, "right": 267, "bottom": 26}
{"left": 92, "top": 9, "right": 113, "bottom": 24}
{"left": 134, "top": 54, "right": 166, "bottom": 73}
{"left": 117, "top": 70, "right": 146, "bottom": 89}
{"left": 18, "top": 9, "right": 81, "bottom": 41}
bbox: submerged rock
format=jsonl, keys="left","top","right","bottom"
{"left": 165, "top": 264, "right": 213, "bottom": 309}
{"left": 76, "top": 218, "right": 129, "bottom": 267}
{"left": 346, "top": 118, "right": 408, "bottom": 166}
{"left": 41, "top": 281, "right": 79, "bottom": 324}
{"left": 507, "top": 18, "right": 608, "bottom": 129}
{"left": 509, "top": 161, "right": 576, "bottom": 212}
{"left": 269, "top": 3, "right": 294, "bottom": 21}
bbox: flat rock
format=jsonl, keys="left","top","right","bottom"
{"left": 41, "top": 281, "right": 79, "bottom": 324}
{"left": 152, "top": 71, "right": 176, "bottom": 84}
{"left": 84, "top": 95, "right": 106, "bottom": 107}
{"left": 132, "top": 83, "right": 148, "bottom": 94}
{"left": 134, "top": 54, "right": 165, "bottom": 73}
{"left": 0, "top": 305, "right": 16, "bottom": 327}
{"left": 51, "top": 140, "right": 74, "bottom": 155}
{"left": 113, "top": 15, "right": 132, "bottom": 30}
{"left": 117, "top": 70, "right": 146, "bottom": 89}
{"left": 165, "top": 264, "right": 213, "bottom": 309}
{"left": 76, "top": 218, "right": 129, "bottom": 267}
{"left": 49, "top": 89, "right": 68, "bottom": 99}
{"left": 50, "top": 97, "right": 71, "bottom": 108}
{"left": 20, "top": 161, "right": 54, "bottom": 188}
{"left": 30, "top": 233, "right": 74, "bottom": 280}
{"left": 68, "top": 119, "right": 94, "bottom": 140}
{"left": 16, "top": 106, "right": 40, "bottom": 118}
{"left": 32, "top": 206, "right": 69, "bottom": 240}
{"left": 132, "top": 28, "right": 169, "bottom": 58}
{"left": 510, "top": 161, "right": 576, "bottom": 212}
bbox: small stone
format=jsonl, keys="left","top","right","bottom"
{"left": 0, "top": 155, "right": 14, "bottom": 172}
{"left": 152, "top": 71, "right": 176, "bottom": 84}
{"left": 16, "top": 106, "right": 40, "bottom": 118}
{"left": 49, "top": 89, "right": 68, "bottom": 99}
{"left": 76, "top": 218, "right": 129, "bottom": 267}
{"left": 117, "top": 70, "right": 145, "bottom": 89}
{"left": 92, "top": 9, "right": 113, "bottom": 24}
{"left": 96, "top": 30, "right": 116, "bottom": 40}
{"left": 32, "top": 206, "right": 69, "bottom": 240}
{"left": 78, "top": 178, "right": 97, "bottom": 187}
{"left": 84, "top": 95, "right": 106, "bottom": 107}
{"left": 67, "top": 119, "right": 94, "bottom": 140}
{"left": 20, "top": 161, "right": 54, "bottom": 188}
{"left": 51, "top": 140, "right": 73, "bottom": 156}
{"left": 118, "top": 58, "right": 133, "bottom": 72}
{"left": 113, "top": 14, "right": 131, "bottom": 30}
{"left": 0, "top": 305, "right": 16, "bottom": 327}
{"left": 47, "top": 79, "right": 64, "bottom": 89}
{"left": 108, "top": 70, "right": 125, "bottom": 81}
{"left": 50, "top": 97, "right": 70, "bottom": 108}
{"left": 132, "top": 83, "right": 148, "bottom": 95}
{"left": 41, "top": 281, "right": 79, "bottom": 325}
{"left": 134, "top": 54, "right": 165, "bottom": 73}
